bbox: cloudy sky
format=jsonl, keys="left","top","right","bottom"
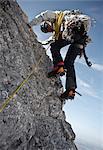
{"left": 17, "top": 0, "right": 103, "bottom": 149}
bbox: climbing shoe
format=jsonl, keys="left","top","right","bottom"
{"left": 47, "top": 66, "right": 65, "bottom": 78}
{"left": 60, "top": 89, "right": 75, "bottom": 100}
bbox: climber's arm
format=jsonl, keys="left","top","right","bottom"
{"left": 29, "top": 14, "right": 43, "bottom": 27}
{"left": 29, "top": 10, "right": 56, "bottom": 27}
{"left": 38, "top": 36, "right": 54, "bottom": 45}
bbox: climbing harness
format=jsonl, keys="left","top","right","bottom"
{"left": 0, "top": 45, "right": 50, "bottom": 113}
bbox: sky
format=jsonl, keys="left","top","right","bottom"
{"left": 17, "top": 0, "right": 103, "bottom": 149}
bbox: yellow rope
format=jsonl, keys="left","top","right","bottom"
{"left": 0, "top": 45, "right": 50, "bottom": 113}
{"left": 54, "top": 12, "right": 64, "bottom": 40}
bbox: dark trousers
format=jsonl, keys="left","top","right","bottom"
{"left": 50, "top": 39, "right": 81, "bottom": 90}
{"left": 50, "top": 39, "right": 69, "bottom": 66}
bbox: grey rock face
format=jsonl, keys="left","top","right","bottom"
{"left": 0, "top": 0, "right": 77, "bottom": 150}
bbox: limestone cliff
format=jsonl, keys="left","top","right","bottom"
{"left": 0, "top": 0, "right": 77, "bottom": 149}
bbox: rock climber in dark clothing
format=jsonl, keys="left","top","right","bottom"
{"left": 27, "top": 10, "right": 92, "bottom": 100}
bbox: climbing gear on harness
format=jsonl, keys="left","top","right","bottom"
{"left": 74, "top": 44, "right": 92, "bottom": 67}
{"left": 76, "top": 44, "right": 84, "bottom": 49}
{"left": 83, "top": 49, "right": 92, "bottom": 67}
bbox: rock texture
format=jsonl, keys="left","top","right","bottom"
{"left": 0, "top": 0, "right": 77, "bottom": 150}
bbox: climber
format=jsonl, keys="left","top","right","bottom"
{"left": 27, "top": 10, "right": 92, "bottom": 100}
